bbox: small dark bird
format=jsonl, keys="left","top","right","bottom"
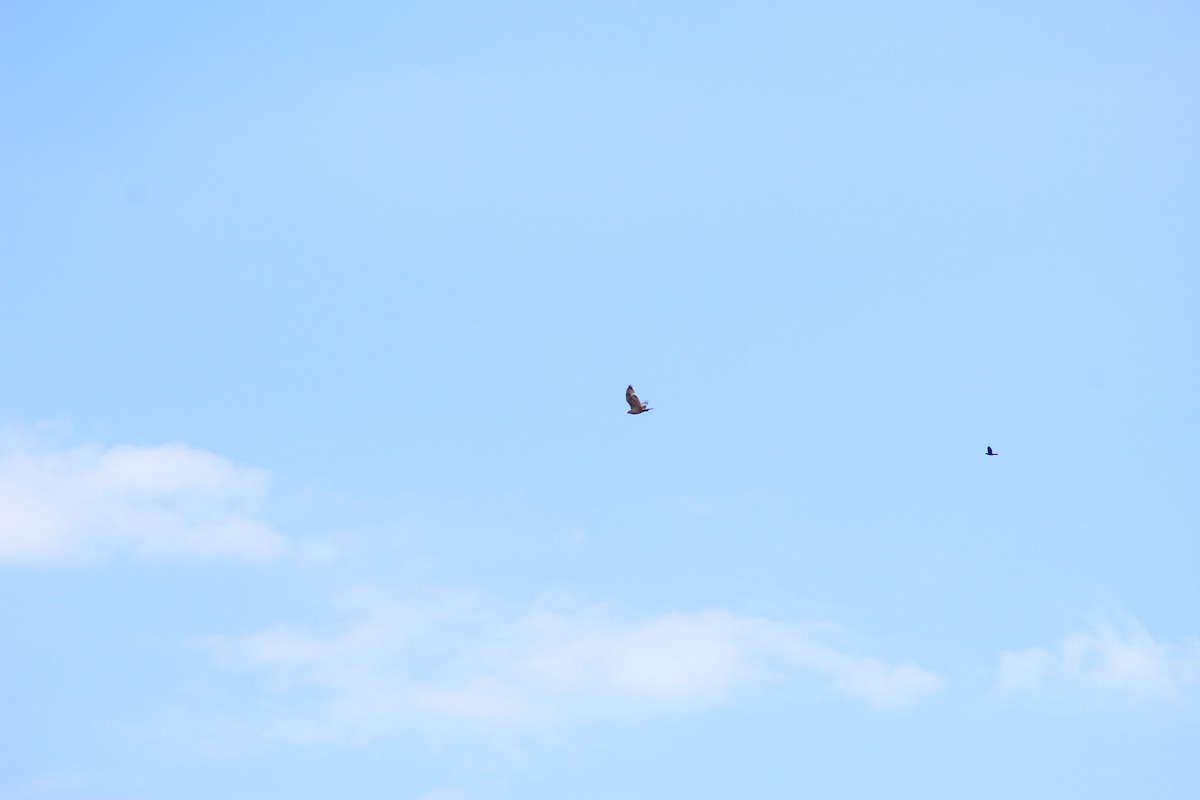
{"left": 626, "top": 385, "right": 652, "bottom": 414}
{"left": 986, "top": 446, "right": 998, "bottom": 456}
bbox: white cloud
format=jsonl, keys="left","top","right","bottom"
{"left": 995, "top": 613, "right": 1200, "bottom": 704}
{"left": 0, "top": 427, "right": 287, "bottom": 564}
{"left": 198, "top": 589, "right": 942, "bottom": 742}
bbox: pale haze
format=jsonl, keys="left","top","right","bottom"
{"left": 2, "top": 3, "right": 1198, "bottom": 798}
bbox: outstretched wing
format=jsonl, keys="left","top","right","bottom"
{"left": 626, "top": 385, "right": 642, "bottom": 412}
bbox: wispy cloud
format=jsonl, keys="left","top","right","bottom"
{"left": 995, "top": 612, "right": 1200, "bottom": 705}
{"left": 195, "top": 589, "right": 942, "bottom": 743}
{"left": 0, "top": 427, "right": 286, "bottom": 564}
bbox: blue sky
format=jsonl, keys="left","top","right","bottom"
{"left": 2, "top": 2, "right": 1198, "bottom": 798}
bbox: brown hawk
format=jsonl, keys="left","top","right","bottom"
{"left": 626, "top": 385, "right": 652, "bottom": 414}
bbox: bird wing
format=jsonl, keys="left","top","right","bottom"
{"left": 626, "top": 385, "right": 641, "bottom": 411}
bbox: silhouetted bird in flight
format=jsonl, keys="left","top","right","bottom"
{"left": 986, "top": 446, "right": 998, "bottom": 456}
{"left": 626, "top": 385, "right": 652, "bottom": 414}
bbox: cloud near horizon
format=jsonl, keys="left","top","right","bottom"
{"left": 996, "top": 613, "right": 1200, "bottom": 705}
{"left": 197, "top": 589, "right": 943, "bottom": 743}
{"left": 0, "top": 428, "right": 286, "bottom": 564}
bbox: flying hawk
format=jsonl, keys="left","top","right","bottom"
{"left": 626, "top": 385, "right": 652, "bottom": 414}
{"left": 986, "top": 446, "right": 998, "bottom": 456}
